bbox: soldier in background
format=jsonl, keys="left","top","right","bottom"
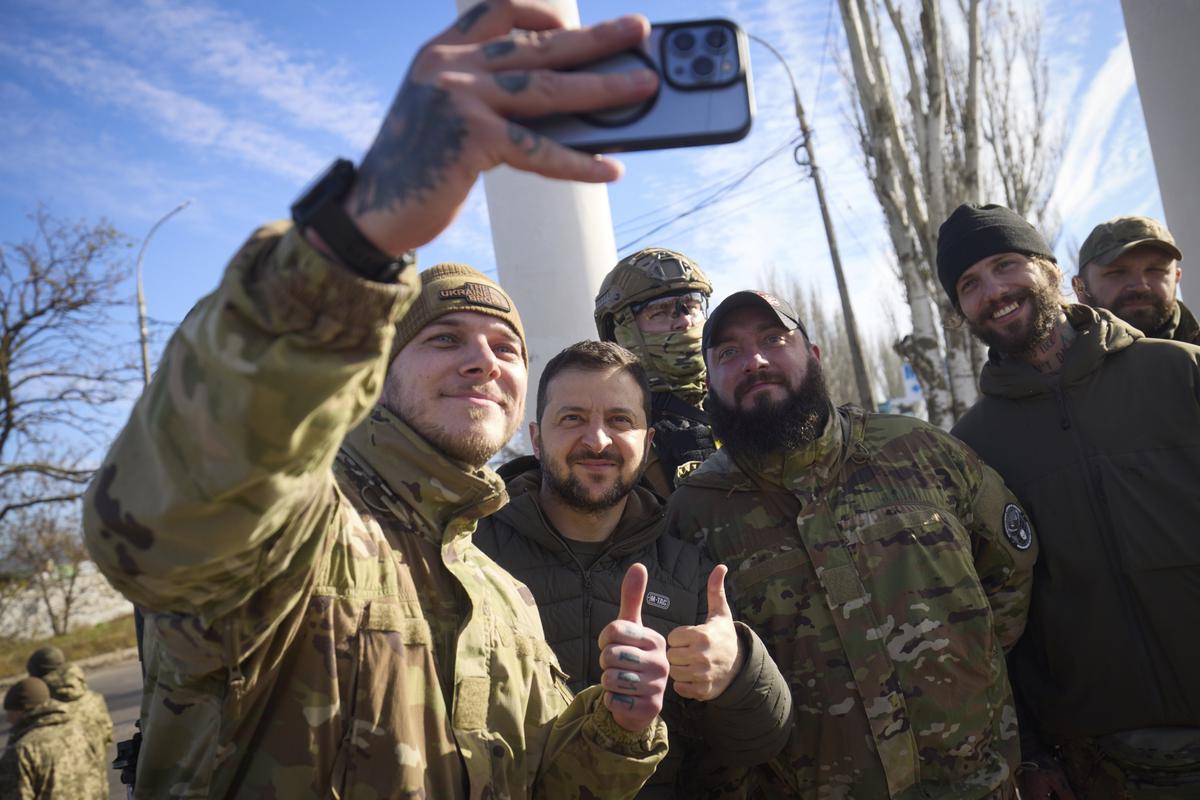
{"left": 1073, "top": 215, "right": 1198, "bottom": 344}
{"left": 666, "top": 290, "right": 1037, "bottom": 799}
{"left": 1, "top": 676, "right": 103, "bottom": 799}
{"left": 26, "top": 647, "right": 112, "bottom": 789}
{"left": 595, "top": 248, "right": 716, "bottom": 494}
{"left": 939, "top": 203, "right": 1200, "bottom": 798}
{"left": 81, "top": 2, "right": 672, "bottom": 797}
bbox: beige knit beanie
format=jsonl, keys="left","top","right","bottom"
{"left": 392, "top": 264, "right": 527, "bottom": 363}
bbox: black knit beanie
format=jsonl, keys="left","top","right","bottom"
{"left": 937, "top": 203, "right": 1055, "bottom": 305}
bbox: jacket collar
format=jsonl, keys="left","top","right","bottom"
{"left": 39, "top": 665, "right": 85, "bottom": 701}
{"left": 1153, "top": 300, "right": 1200, "bottom": 344}
{"left": 342, "top": 406, "right": 507, "bottom": 547}
{"left": 730, "top": 402, "right": 844, "bottom": 493}
{"left": 677, "top": 402, "right": 847, "bottom": 495}
{"left": 8, "top": 702, "right": 69, "bottom": 743}
{"left": 978, "top": 304, "right": 1141, "bottom": 398}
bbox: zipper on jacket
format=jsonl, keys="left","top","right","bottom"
{"left": 1051, "top": 385, "right": 1071, "bottom": 430}
{"left": 1058, "top": 382, "right": 1170, "bottom": 712}
{"left": 581, "top": 569, "right": 593, "bottom": 687}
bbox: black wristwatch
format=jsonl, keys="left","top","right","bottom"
{"left": 291, "top": 159, "right": 415, "bottom": 282}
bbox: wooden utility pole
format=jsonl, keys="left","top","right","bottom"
{"left": 750, "top": 35, "right": 874, "bottom": 410}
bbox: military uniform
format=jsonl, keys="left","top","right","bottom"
{"left": 666, "top": 405, "right": 1037, "bottom": 799}
{"left": 0, "top": 701, "right": 103, "bottom": 800}
{"left": 595, "top": 248, "right": 718, "bottom": 495}
{"left": 36, "top": 664, "right": 112, "bottom": 787}
{"left": 82, "top": 223, "right": 667, "bottom": 798}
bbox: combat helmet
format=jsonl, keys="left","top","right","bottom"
{"left": 594, "top": 247, "right": 713, "bottom": 341}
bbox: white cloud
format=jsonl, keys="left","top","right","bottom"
{"left": 28, "top": 0, "right": 384, "bottom": 150}
{"left": 1050, "top": 33, "right": 1136, "bottom": 222}
{"left": 0, "top": 35, "right": 325, "bottom": 181}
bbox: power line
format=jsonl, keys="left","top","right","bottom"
{"left": 630, "top": 174, "right": 807, "bottom": 248}
{"left": 812, "top": 0, "right": 836, "bottom": 111}
{"left": 615, "top": 169, "right": 803, "bottom": 239}
{"left": 613, "top": 131, "right": 805, "bottom": 232}
{"left": 616, "top": 133, "right": 802, "bottom": 252}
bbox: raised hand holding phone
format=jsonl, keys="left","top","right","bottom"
{"left": 343, "top": 0, "right": 660, "bottom": 258}
{"left": 597, "top": 563, "right": 669, "bottom": 732}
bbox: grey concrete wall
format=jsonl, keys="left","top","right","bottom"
{"left": 0, "top": 563, "right": 133, "bottom": 640}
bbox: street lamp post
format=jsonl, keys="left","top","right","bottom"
{"left": 135, "top": 200, "right": 192, "bottom": 386}
{"left": 749, "top": 35, "right": 875, "bottom": 411}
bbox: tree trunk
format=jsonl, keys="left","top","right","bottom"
{"left": 962, "top": 0, "right": 983, "bottom": 203}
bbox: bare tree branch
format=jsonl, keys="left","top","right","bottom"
{"left": 0, "top": 206, "right": 136, "bottom": 523}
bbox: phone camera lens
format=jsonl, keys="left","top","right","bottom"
{"left": 704, "top": 29, "right": 729, "bottom": 51}
{"left": 671, "top": 30, "right": 696, "bottom": 52}
{"left": 692, "top": 55, "right": 715, "bottom": 77}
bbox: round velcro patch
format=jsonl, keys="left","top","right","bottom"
{"left": 1003, "top": 503, "right": 1033, "bottom": 551}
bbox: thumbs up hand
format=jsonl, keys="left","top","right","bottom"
{"left": 667, "top": 565, "right": 745, "bottom": 701}
{"left": 597, "top": 563, "right": 669, "bottom": 732}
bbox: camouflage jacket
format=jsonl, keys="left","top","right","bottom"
{"left": 82, "top": 223, "right": 667, "bottom": 799}
{"left": 40, "top": 664, "right": 112, "bottom": 772}
{"left": 0, "top": 701, "right": 105, "bottom": 800}
{"left": 666, "top": 405, "right": 1037, "bottom": 800}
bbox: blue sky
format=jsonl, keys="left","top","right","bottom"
{"left": 0, "top": 0, "right": 1160, "bottom": 382}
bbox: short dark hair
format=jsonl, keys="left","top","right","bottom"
{"left": 536, "top": 340, "right": 652, "bottom": 424}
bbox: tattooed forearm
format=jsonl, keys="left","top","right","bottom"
{"left": 482, "top": 38, "right": 516, "bottom": 59}
{"left": 495, "top": 72, "right": 530, "bottom": 94}
{"left": 352, "top": 83, "right": 468, "bottom": 215}
{"left": 455, "top": 2, "right": 489, "bottom": 33}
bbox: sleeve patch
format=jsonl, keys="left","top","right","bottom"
{"left": 1003, "top": 503, "right": 1033, "bottom": 551}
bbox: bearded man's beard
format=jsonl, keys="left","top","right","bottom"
{"left": 1109, "top": 290, "right": 1175, "bottom": 336}
{"left": 542, "top": 446, "right": 646, "bottom": 513}
{"left": 967, "top": 277, "right": 1062, "bottom": 359}
{"left": 707, "top": 361, "right": 831, "bottom": 457}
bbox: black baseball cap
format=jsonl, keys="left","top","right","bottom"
{"left": 701, "top": 290, "right": 809, "bottom": 357}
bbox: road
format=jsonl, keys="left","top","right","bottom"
{"left": 0, "top": 656, "right": 142, "bottom": 800}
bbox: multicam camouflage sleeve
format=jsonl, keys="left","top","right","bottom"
{"left": 533, "top": 685, "right": 668, "bottom": 799}
{"left": 960, "top": 457, "right": 1039, "bottom": 649}
{"left": 82, "top": 222, "right": 418, "bottom": 622}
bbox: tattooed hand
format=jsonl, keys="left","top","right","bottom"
{"left": 597, "top": 563, "right": 669, "bottom": 732}
{"left": 667, "top": 564, "right": 745, "bottom": 701}
{"left": 346, "top": 0, "right": 656, "bottom": 256}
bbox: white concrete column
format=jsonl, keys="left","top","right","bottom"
{"left": 455, "top": 0, "right": 619, "bottom": 427}
{"left": 1122, "top": 0, "right": 1200, "bottom": 309}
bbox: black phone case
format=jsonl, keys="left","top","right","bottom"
{"left": 526, "top": 19, "right": 755, "bottom": 154}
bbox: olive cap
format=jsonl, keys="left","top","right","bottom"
{"left": 1079, "top": 215, "right": 1182, "bottom": 269}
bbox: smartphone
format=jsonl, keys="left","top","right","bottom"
{"left": 526, "top": 19, "right": 755, "bottom": 154}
